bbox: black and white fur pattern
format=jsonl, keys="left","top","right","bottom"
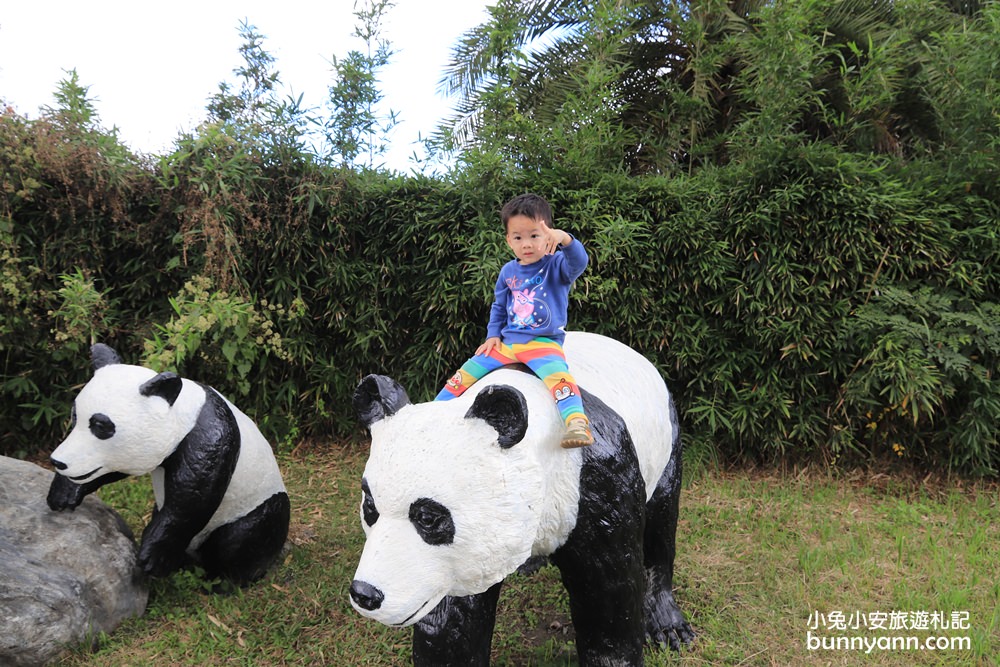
{"left": 350, "top": 331, "right": 693, "bottom": 665}
{"left": 47, "top": 344, "right": 289, "bottom": 586}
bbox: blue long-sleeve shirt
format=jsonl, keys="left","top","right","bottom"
{"left": 487, "top": 238, "right": 589, "bottom": 345}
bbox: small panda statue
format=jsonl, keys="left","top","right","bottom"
{"left": 350, "top": 331, "right": 694, "bottom": 665}
{"left": 47, "top": 343, "right": 290, "bottom": 587}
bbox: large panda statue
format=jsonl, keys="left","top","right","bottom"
{"left": 47, "top": 343, "right": 290, "bottom": 587}
{"left": 350, "top": 331, "right": 694, "bottom": 665}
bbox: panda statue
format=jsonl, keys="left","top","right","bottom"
{"left": 350, "top": 331, "right": 694, "bottom": 665}
{"left": 47, "top": 343, "right": 290, "bottom": 587}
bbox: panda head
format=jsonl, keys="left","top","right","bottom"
{"left": 349, "top": 374, "right": 547, "bottom": 627}
{"left": 49, "top": 344, "right": 202, "bottom": 484}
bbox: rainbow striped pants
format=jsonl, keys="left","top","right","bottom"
{"left": 435, "top": 337, "right": 588, "bottom": 426}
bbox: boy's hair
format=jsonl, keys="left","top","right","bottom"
{"left": 501, "top": 193, "right": 553, "bottom": 231}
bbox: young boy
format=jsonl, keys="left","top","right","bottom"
{"left": 435, "top": 193, "right": 594, "bottom": 448}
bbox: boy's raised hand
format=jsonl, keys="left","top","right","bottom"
{"left": 539, "top": 221, "right": 571, "bottom": 255}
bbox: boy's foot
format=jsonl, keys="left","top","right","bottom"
{"left": 561, "top": 419, "right": 594, "bottom": 448}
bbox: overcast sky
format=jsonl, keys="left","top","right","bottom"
{"left": 0, "top": 0, "right": 492, "bottom": 172}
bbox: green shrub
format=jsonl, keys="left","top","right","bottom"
{"left": 839, "top": 286, "right": 999, "bottom": 475}
{"left": 0, "top": 17, "right": 996, "bottom": 475}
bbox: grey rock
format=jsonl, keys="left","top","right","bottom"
{"left": 0, "top": 456, "right": 147, "bottom": 666}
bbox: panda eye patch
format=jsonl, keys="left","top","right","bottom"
{"left": 361, "top": 479, "right": 379, "bottom": 527}
{"left": 88, "top": 413, "right": 116, "bottom": 440}
{"left": 409, "top": 498, "right": 455, "bottom": 546}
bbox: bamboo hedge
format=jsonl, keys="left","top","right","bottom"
{"left": 1, "top": 112, "right": 996, "bottom": 475}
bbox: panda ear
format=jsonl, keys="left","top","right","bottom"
{"left": 91, "top": 343, "right": 122, "bottom": 371}
{"left": 139, "top": 372, "right": 183, "bottom": 407}
{"left": 354, "top": 374, "right": 410, "bottom": 427}
{"left": 465, "top": 384, "right": 528, "bottom": 449}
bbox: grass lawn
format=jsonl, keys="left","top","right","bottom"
{"left": 56, "top": 442, "right": 998, "bottom": 666}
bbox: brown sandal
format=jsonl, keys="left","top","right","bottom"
{"left": 561, "top": 419, "right": 594, "bottom": 448}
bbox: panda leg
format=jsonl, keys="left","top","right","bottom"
{"left": 196, "top": 492, "right": 291, "bottom": 586}
{"left": 641, "top": 412, "right": 694, "bottom": 650}
{"left": 551, "top": 522, "right": 646, "bottom": 666}
{"left": 545, "top": 391, "right": 648, "bottom": 664}
{"left": 411, "top": 583, "right": 502, "bottom": 667}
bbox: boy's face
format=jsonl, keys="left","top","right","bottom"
{"left": 505, "top": 214, "right": 548, "bottom": 265}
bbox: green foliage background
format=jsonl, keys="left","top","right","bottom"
{"left": 1, "top": 0, "right": 997, "bottom": 475}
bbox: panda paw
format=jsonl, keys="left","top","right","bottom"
{"left": 138, "top": 543, "right": 183, "bottom": 578}
{"left": 646, "top": 620, "right": 695, "bottom": 652}
{"left": 644, "top": 590, "right": 695, "bottom": 651}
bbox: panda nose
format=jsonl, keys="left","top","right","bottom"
{"left": 50, "top": 457, "right": 67, "bottom": 471}
{"left": 350, "top": 580, "right": 384, "bottom": 611}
